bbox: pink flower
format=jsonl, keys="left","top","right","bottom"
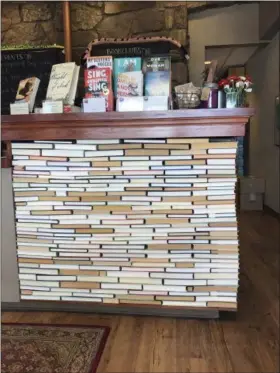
{"left": 246, "top": 75, "right": 252, "bottom": 83}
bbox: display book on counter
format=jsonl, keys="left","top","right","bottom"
{"left": 10, "top": 77, "right": 41, "bottom": 114}
{"left": 2, "top": 45, "right": 64, "bottom": 115}
{"left": 10, "top": 61, "right": 81, "bottom": 115}
{"left": 83, "top": 55, "right": 171, "bottom": 112}
{"left": 9, "top": 55, "right": 172, "bottom": 115}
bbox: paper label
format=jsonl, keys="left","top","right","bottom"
{"left": 83, "top": 97, "right": 106, "bottom": 113}
{"left": 10, "top": 102, "right": 29, "bottom": 115}
{"left": 42, "top": 100, "right": 63, "bottom": 114}
{"left": 143, "top": 96, "right": 169, "bottom": 111}
{"left": 116, "top": 97, "right": 144, "bottom": 112}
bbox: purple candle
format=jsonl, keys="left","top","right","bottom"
{"left": 201, "top": 83, "right": 218, "bottom": 109}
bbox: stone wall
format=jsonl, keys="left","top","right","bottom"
{"left": 59, "top": 1, "right": 189, "bottom": 85}
{"left": 2, "top": 1, "right": 189, "bottom": 84}
{"left": 1, "top": 1, "right": 245, "bottom": 85}
{"left": 1, "top": 2, "right": 58, "bottom": 45}
{"left": 2, "top": 2, "right": 188, "bottom": 48}
{"left": 1, "top": 1, "right": 244, "bottom": 47}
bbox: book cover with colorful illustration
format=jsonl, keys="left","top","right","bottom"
{"left": 15, "top": 77, "right": 40, "bottom": 112}
{"left": 84, "top": 67, "right": 113, "bottom": 111}
{"left": 86, "top": 56, "right": 113, "bottom": 70}
{"left": 144, "top": 71, "right": 171, "bottom": 97}
{"left": 116, "top": 71, "right": 143, "bottom": 98}
{"left": 113, "top": 57, "right": 142, "bottom": 94}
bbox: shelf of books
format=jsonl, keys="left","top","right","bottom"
{"left": 8, "top": 53, "right": 174, "bottom": 115}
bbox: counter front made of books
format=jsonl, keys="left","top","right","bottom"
{"left": 1, "top": 108, "right": 254, "bottom": 318}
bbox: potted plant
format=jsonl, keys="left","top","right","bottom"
{"left": 218, "top": 75, "right": 253, "bottom": 108}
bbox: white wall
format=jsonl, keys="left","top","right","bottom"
{"left": 247, "top": 32, "right": 280, "bottom": 213}
{"left": 1, "top": 169, "right": 20, "bottom": 303}
{"left": 189, "top": 4, "right": 279, "bottom": 213}
{"left": 188, "top": 3, "right": 259, "bottom": 86}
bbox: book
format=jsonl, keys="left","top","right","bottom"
{"left": 144, "top": 71, "right": 171, "bottom": 96}
{"left": 113, "top": 57, "right": 142, "bottom": 94}
{"left": 15, "top": 77, "right": 40, "bottom": 112}
{"left": 114, "top": 57, "right": 142, "bottom": 73}
{"left": 116, "top": 71, "right": 143, "bottom": 98}
{"left": 86, "top": 56, "right": 113, "bottom": 70}
{"left": 46, "top": 62, "right": 80, "bottom": 105}
{"left": 84, "top": 67, "right": 113, "bottom": 111}
{"left": 142, "top": 56, "right": 171, "bottom": 73}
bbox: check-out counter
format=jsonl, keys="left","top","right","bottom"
{"left": 1, "top": 109, "right": 254, "bottom": 318}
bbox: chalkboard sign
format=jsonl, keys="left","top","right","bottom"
{"left": 92, "top": 42, "right": 170, "bottom": 58}
{"left": 1, "top": 47, "right": 64, "bottom": 114}
{"left": 81, "top": 37, "right": 188, "bottom": 67}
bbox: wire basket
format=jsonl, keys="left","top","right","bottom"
{"left": 174, "top": 92, "right": 201, "bottom": 109}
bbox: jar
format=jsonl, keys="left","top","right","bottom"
{"left": 218, "top": 90, "right": 225, "bottom": 108}
{"left": 225, "top": 90, "right": 246, "bottom": 108}
{"left": 201, "top": 83, "right": 218, "bottom": 109}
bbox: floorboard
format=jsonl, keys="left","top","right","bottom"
{"left": 2, "top": 211, "right": 279, "bottom": 373}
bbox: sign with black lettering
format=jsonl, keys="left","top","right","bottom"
{"left": 1, "top": 47, "right": 64, "bottom": 114}
{"left": 81, "top": 37, "right": 188, "bottom": 67}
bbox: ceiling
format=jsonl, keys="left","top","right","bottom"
{"left": 205, "top": 42, "right": 269, "bottom": 68}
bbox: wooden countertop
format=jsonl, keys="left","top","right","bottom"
{"left": 2, "top": 108, "right": 254, "bottom": 141}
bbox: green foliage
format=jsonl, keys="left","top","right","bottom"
{"left": 2, "top": 44, "right": 64, "bottom": 51}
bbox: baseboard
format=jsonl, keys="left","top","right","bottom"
{"left": 1, "top": 300, "right": 220, "bottom": 319}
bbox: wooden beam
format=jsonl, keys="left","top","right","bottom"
{"left": 1, "top": 301, "right": 220, "bottom": 319}
{"left": 1, "top": 109, "right": 254, "bottom": 141}
{"left": 188, "top": 1, "right": 257, "bottom": 14}
{"left": 62, "top": 1, "right": 72, "bottom": 62}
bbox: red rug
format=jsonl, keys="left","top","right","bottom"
{"left": 1, "top": 323, "right": 110, "bottom": 373}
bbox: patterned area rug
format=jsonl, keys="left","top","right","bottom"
{"left": 1, "top": 323, "right": 110, "bottom": 373}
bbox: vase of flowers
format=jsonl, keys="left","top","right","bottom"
{"left": 218, "top": 76, "right": 253, "bottom": 108}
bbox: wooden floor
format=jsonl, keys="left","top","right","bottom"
{"left": 2, "top": 211, "right": 279, "bottom": 373}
